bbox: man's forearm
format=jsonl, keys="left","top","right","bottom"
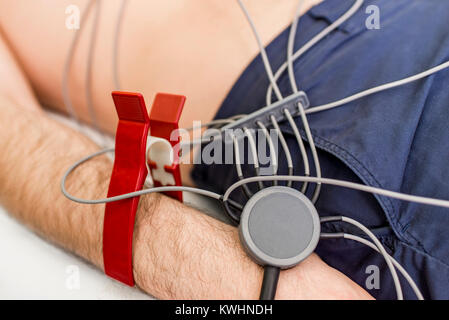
{"left": 0, "top": 96, "right": 109, "bottom": 266}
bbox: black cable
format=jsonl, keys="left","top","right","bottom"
{"left": 222, "top": 199, "right": 242, "bottom": 226}
{"left": 259, "top": 266, "right": 280, "bottom": 300}
{"left": 227, "top": 198, "right": 244, "bottom": 211}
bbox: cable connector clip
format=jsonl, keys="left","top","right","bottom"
{"left": 146, "top": 93, "right": 186, "bottom": 202}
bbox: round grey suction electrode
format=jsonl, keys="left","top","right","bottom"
{"left": 239, "top": 186, "right": 320, "bottom": 269}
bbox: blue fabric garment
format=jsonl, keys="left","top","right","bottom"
{"left": 192, "top": 0, "right": 449, "bottom": 300}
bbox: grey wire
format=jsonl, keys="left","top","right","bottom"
{"left": 183, "top": 119, "right": 236, "bottom": 131}
{"left": 282, "top": 0, "right": 321, "bottom": 195}
{"left": 232, "top": 133, "right": 253, "bottom": 198}
{"left": 266, "top": 0, "right": 364, "bottom": 105}
{"left": 85, "top": 0, "right": 104, "bottom": 142}
{"left": 64, "top": 150, "right": 439, "bottom": 210}
{"left": 270, "top": 116, "right": 293, "bottom": 187}
{"left": 320, "top": 216, "right": 403, "bottom": 300}
{"left": 298, "top": 102, "right": 321, "bottom": 204}
{"left": 61, "top": 148, "right": 222, "bottom": 204}
{"left": 222, "top": 175, "right": 449, "bottom": 210}
{"left": 243, "top": 127, "right": 264, "bottom": 190}
{"left": 285, "top": 0, "right": 321, "bottom": 201}
{"left": 235, "top": 0, "right": 319, "bottom": 201}
{"left": 179, "top": 119, "right": 239, "bottom": 149}
{"left": 184, "top": 120, "right": 266, "bottom": 191}
{"left": 236, "top": 0, "right": 283, "bottom": 101}
{"left": 62, "top": 0, "right": 96, "bottom": 127}
{"left": 113, "top": 0, "right": 128, "bottom": 90}
{"left": 287, "top": 0, "right": 304, "bottom": 93}
{"left": 229, "top": 114, "right": 248, "bottom": 120}
{"left": 321, "top": 232, "right": 424, "bottom": 300}
{"left": 180, "top": 137, "right": 220, "bottom": 147}
{"left": 256, "top": 121, "right": 278, "bottom": 185}
{"left": 284, "top": 109, "right": 309, "bottom": 193}
{"left": 306, "top": 59, "right": 449, "bottom": 115}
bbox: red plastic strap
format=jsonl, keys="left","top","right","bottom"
{"left": 148, "top": 93, "right": 185, "bottom": 202}
{"left": 103, "top": 91, "right": 150, "bottom": 286}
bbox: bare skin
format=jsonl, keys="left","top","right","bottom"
{"left": 0, "top": 0, "right": 373, "bottom": 299}
{"left": 0, "top": 0, "right": 323, "bottom": 131}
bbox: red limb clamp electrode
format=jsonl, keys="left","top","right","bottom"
{"left": 103, "top": 91, "right": 185, "bottom": 286}
{"left": 147, "top": 93, "right": 185, "bottom": 203}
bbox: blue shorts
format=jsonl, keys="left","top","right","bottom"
{"left": 192, "top": 0, "right": 449, "bottom": 299}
